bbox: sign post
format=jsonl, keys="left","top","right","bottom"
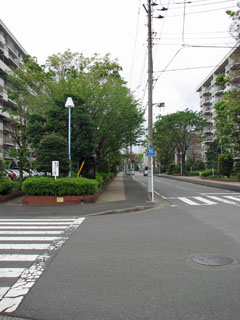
{"left": 52, "top": 161, "right": 59, "bottom": 180}
{"left": 146, "top": 144, "right": 155, "bottom": 202}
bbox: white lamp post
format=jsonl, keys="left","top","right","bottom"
{"left": 65, "top": 97, "right": 75, "bottom": 177}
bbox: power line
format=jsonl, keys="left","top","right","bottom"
{"left": 167, "top": 5, "right": 238, "bottom": 17}
{"left": 155, "top": 65, "right": 221, "bottom": 72}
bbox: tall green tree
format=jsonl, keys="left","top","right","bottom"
{"left": 154, "top": 109, "right": 206, "bottom": 172}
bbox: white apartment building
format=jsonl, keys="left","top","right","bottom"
{"left": 196, "top": 43, "right": 240, "bottom": 162}
{"left": 0, "top": 19, "right": 27, "bottom": 164}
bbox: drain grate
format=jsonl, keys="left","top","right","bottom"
{"left": 191, "top": 255, "right": 234, "bottom": 266}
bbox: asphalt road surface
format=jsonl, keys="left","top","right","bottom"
{"left": 0, "top": 175, "right": 240, "bottom": 320}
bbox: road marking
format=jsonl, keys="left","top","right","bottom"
{"left": 0, "top": 222, "right": 73, "bottom": 225}
{"left": 0, "top": 217, "right": 85, "bottom": 313}
{"left": 0, "top": 244, "right": 51, "bottom": 250}
{"left": 178, "top": 197, "right": 200, "bottom": 205}
{"left": 0, "top": 237, "right": 62, "bottom": 241}
{"left": 206, "top": 195, "right": 237, "bottom": 205}
{"left": 193, "top": 197, "right": 217, "bottom": 205}
{"left": 0, "top": 254, "right": 48, "bottom": 261}
{"left": 224, "top": 196, "right": 240, "bottom": 202}
{"left": 0, "top": 268, "right": 25, "bottom": 278}
{"left": 0, "top": 219, "right": 76, "bottom": 222}
{"left": 0, "top": 231, "right": 64, "bottom": 235}
{"left": 0, "top": 288, "right": 10, "bottom": 299}
{"left": 0, "top": 226, "right": 68, "bottom": 230}
{"left": 176, "top": 186, "right": 189, "bottom": 191}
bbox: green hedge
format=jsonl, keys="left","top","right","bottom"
{"left": 22, "top": 177, "right": 98, "bottom": 196}
{"left": 0, "top": 179, "right": 15, "bottom": 195}
{"left": 187, "top": 171, "right": 200, "bottom": 176}
{"left": 201, "top": 169, "right": 214, "bottom": 177}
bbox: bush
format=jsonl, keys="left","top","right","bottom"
{"left": 22, "top": 177, "right": 98, "bottom": 196}
{"left": 0, "top": 178, "right": 14, "bottom": 195}
{"left": 167, "top": 163, "right": 178, "bottom": 175}
{"left": 201, "top": 169, "right": 214, "bottom": 177}
{"left": 218, "top": 154, "right": 233, "bottom": 177}
{"left": 233, "top": 161, "right": 240, "bottom": 175}
{"left": 237, "top": 173, "right": 240, "bottom": 181}
{"left": 187, "top": 170, "right": 200, "bottom": 176}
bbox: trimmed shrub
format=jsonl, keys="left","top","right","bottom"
{"left": 167, "top": 163, "right": 178, "bottom": 175}
{"left": 237, "top": 173, "right": 240, "bottom": 181}
{"left": 233, "top": 161, "right": 240, "bottom": 175}
{"left": 187, "top": 171, "right": 200, "bottom": 176}
{"left": 201, "top": 169, "right": 213, "bottom": 177}
{"left": 22, "top": 177, "right": 98, "bottom": 196}
{"left": 95, "top": 173, "right": 104, "bottom": 190}
{"left": 218, "top": 154, "right": 233, "bottom": 177}
{"left": 0, "top": 179, "right": 14, "bottom": 195}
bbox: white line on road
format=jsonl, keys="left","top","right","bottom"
{"left": 193, "top": 197, "right": 217, "bottom": 205}
{"left": 178, "top": 197, "right": 200, "bottom": 205}
{"left": 224, "top": 196, "right": 240, "bottom": 202}
{"left": 0, "top": 219, "right": 76, "bottom": 222}
{"left": 206, "top": 195, "right": 237, "bottom": 205}
{"left": 0, "top": 237, "right": 62, "bottom": 241}
{"left": 0, "top": 226, "right": 68, "bottom": 230}
{"left": 0, "top": 288, "right": 10, "bottom": 299}
{"left": 0, "top": 254, "right": 48, "bottom": 261}
{"left": 0, "top": 244, "right": 51, "bottom": 250}
{"left": 0, "top": 268, "right": 25, "bottom": 278}
{"left": 176, "top": 186, "right": 190, "bottom": 191}
{"left": 0, "top": 222, "right": 73, "bottom": 225}
{"left": 0, "top": 217, "right": 86, "bottom": 313}
{"left": 0, "top": 231, "right": 64, "bottom": 235}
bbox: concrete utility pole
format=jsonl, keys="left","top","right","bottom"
{"left": 147, "top": 0, "right": 153, "bottom": 201}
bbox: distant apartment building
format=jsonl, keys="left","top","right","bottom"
{"left": 196, "top": 43, "right": 240, "bottom": 162}
{"left": 0, "top": 19, "right": 27, "bottom": 165}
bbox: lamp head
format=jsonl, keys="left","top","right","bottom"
{"left": 65, "top": 97, "right": 75, "bottom": 108}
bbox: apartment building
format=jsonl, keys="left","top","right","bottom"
{"left": 196, "top": 42, "right": 240, "bottom": 162}
{"left": 0, "top": 19, "right": 27, "bottom": 165}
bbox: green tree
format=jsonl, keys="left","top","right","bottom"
{"left": 154, "top": 109, "right": 206, "bottom": 173}
{"left": 35, "top": 133, "right": 69, "bottom": 175}
{"left": 218, "top": 153, "right": 233, "bottom": 177}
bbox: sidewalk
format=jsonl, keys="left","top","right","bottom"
{"left": 0, "top": 173, "right": 157, "bottom": 217}
{"left": 157, "top": 174, "right": 240, "bottom": 192}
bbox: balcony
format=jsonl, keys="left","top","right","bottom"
{"left": 8, "top": 44, "right": 18, "bottom": 58}
{"left": 0, "top": 87, "right": 8, "bottom": 101}
{"left": 211, "top": 85, "right": 224, "bottom": 96}
{"left": 202, "top": 106, "right": 211, "bottom": 115}
{"left": 202, "top": 135, "right": 215, "bottom": 144}
{"left": 201, "top": 86, "right": 211, "bottom": 96}
{"left": 203, "top": 126, "right": 213, "bottom": 135}
{"left": 201, "top": 96, "right": 212, "bottom": 106}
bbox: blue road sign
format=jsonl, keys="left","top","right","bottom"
{"left": 146, "top": 144, "right": 155, "bottom": 157}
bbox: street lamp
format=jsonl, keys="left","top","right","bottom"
{"left": 65, "top": 97, "right": 75, "bottom": 177}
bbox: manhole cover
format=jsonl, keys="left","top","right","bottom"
{"left": 191, "top": 255, "right": 234, "bottom": 266}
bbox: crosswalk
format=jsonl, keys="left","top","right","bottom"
{"left": 0, "top": 218, "right": 85, "bottom": 313}
{"left": 163, "top": 193, "right": 240, "bottom": 207}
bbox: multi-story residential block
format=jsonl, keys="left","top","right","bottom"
{"left": 196, "top": 42, "right": 240, "bottom": 162}
{"left": 0, "top": 19, "right": 27, "bottom": 165}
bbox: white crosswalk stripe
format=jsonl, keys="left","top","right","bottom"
{"left": 170, "top": 193, "right": 240, "bottom": 206}
{"left": 0, "top": 217, "right": 85, "bottom": 313}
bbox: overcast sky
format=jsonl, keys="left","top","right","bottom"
{"left": 1, "top": 0, "right": 237, "bottom": 120}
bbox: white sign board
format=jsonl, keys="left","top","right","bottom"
{"left": 52, "top": 161, "right": 59, "bottom": 177}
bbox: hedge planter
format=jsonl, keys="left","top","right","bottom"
{"left": 22, "top": 192, "right": 100, "bottom": 205}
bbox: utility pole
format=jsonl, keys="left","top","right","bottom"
{"left": 147, "top": 0, "right": 153, "bottom": 201}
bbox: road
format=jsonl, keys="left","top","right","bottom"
{"left": 0, "top": 175, "right": 240, "bottom": 320}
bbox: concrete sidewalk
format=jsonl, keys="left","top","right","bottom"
{"left": 0, "top": 173, "right": 157, "bottom": 217}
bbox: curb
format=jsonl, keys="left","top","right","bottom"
{"left": 87, "top": 204, "right": 158, "bottom": 217}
